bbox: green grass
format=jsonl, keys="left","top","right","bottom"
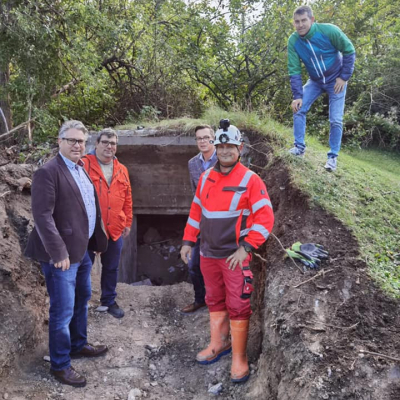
{"left": 244, "top": 116, "right": 400, "bottom": 297}
{"left": 275, "top": 136, "right": 399, "bottom": 296}
{"left": 117, "top": 107, "right": 400, "bottom": 296}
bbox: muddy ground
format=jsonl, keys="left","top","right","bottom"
{"left": 0, "top": 133, "right": 400, "bottom": 399}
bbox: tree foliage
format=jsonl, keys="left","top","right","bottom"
{"left": 308, "top": 0, "right": 400, "bottom": 149}
{"left": 0, "top": 0, "right": 399, "bottom": 149}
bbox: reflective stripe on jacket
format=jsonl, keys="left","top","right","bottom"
{"left": 183, "top": 162, "right": 274, "bottom": 258}
{"left": 83, "top": 154, "right": 133, "bottom": 241}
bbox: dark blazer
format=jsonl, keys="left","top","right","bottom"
{"left": 25, "top": 154, "right": 108, "bottom": 264}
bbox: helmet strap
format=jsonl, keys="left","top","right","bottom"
{"left": 219, "top": 159, "right": 240, "bottom": 173}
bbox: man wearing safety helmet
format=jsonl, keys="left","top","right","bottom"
{"left": 180, "top": 119, "right": 274, "bottom": 383}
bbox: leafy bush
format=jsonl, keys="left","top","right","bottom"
{"left": 344, "top": 108, "right": 400, "bottom": 150}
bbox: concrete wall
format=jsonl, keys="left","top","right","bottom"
{"left": 87, "top": 130, "right": 198, "bottom": 215}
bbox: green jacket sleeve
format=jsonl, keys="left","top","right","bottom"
{"left": 288, "top": 34, "right": 303, "bottom": 99}
{"left": 320, "top": 23, "right": 356, "bottom": 80}
{"left": 287, "top": 34, "right": 302, "bottom": 76}
{"left": 319, "top": 23, "right": 355, "bottom": 55}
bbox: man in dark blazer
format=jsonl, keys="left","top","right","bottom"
{"left": 25, "top": 120, "right": 109, "bottom": 387}
{"left": 181, "top": 125, "right": 218, "bottom": 314}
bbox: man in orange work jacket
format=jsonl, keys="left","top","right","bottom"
{"left": 83, "top": 128, "right": 133, "bottom": 318}
{"left": 180, "top": 119, "right": 274, "bottom": 384}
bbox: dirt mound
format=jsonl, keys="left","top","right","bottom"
{"left": 0, "top": 133, "right": 399, "bottom": 399}
{"left": 0, "top": 163, "right": 47, "bottom": 376}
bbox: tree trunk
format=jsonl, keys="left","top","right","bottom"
{"left": 0, "top": 63, "right": 12, "bottom": 134}
{"left": 0, "top": 0, "right": 16, "bottom": 134}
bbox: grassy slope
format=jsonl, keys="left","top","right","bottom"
{"left": 119, "top": 107, "right": 400, "bottom": 296}
{"left": 283, "top": 139, "right": 400, "bottom": 296}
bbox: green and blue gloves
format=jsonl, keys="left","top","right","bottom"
{"left": 286, "top": 242, "right": 329, "bottom": 269}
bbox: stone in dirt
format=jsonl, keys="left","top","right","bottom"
{"left": 128, "top": 388, "right": 142, "bottom": 399}
{"left": 208, "top": 382, "right": 223, "bottom": 395}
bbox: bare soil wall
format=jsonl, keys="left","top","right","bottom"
{"left": 0, "top": 164, "right": 47, "bottom": 376}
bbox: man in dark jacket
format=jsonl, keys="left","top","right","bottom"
{"left": 287, "top": 5, "right": 356, "bottom": 171}
{"left": 25, "top": 120, "right": 108, "bottom": 388}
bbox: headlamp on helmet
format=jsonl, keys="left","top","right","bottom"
{"left": 212, "top": 118, "right": 243, "bottom": 146}
{"left": 219, "top": 119, "right": 231, "bottom": 131}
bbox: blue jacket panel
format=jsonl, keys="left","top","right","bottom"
{"left": 288, "top": 23, "right": 355, "bottom": 99}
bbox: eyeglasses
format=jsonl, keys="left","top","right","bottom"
{"left": 195, "top": 136, "right": 211, "bottom": 142}
{"left": 62, "top": 138, "right": 86, "bottom": 146}
{"left": 100, "top": 140, "right": 117, "bottom": 147}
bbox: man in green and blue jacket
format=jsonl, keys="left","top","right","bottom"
{"left": 287, "top": 5, "right": 355, "bottom": 171}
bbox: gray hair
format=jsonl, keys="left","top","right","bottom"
{"left": 294, "top": 5, "right": 313, "bottom": 19}
{"left": 58, "top": 120, "right": 88, "bottom": 139}
{"left": 96, "top": 128, "right": 118, "bottom": 143}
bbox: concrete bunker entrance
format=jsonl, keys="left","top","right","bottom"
{"left": 87, "top": 131, "right": 199, "bottom": 286}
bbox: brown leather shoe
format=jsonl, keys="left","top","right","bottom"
{"left": 51, "top": 366, "right": 86, "bottom": 387}
{"left": 70, "top": 343, "right": 108, "bottom": 359}
{"left": 180, "top": 302, "right": 207, "bottom": 314}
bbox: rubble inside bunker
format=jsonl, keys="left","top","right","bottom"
{"left": 0, "top": 129, "right": 399, "bottom": 400}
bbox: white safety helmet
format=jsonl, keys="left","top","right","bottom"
{"left": 213, "top": 119, "right": 243, "bottom": 146}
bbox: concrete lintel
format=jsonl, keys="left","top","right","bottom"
{"left": 87, "top": 129, "right": 195, "bottom": 150}
{"left": 135, "top": 208, "right": 191, "bottom": 215}
{"left": 117, "top": 136, "right": 195, "bottom": 146}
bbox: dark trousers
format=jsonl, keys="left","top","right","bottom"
{"left": 41, "top": 251, "right": 92, "bottom": 370}
{"left": 188, "top": 239, "right": 206, "bottom": 304}
{"left": 89, "top": 236, "right": 123, "bottom": 307}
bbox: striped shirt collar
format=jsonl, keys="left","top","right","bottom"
{"left": 59, "top": 152, "right": 84, "bottom": 169}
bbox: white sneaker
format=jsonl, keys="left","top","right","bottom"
{"left": 289, "top": 147, "right": 305, "bottom": 157}
{"left": 324, "top": 157, "right": 337, "bottom": 172}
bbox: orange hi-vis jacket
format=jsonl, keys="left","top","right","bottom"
{"left": 83, "top": 154, "right": 133, "bottom": 241}
{"left": 183, "top": 162, "right": 274, "bottom": 258}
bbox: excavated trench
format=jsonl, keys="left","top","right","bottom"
{"left": 0, "top": 128, "right": 399, "bottom": 399}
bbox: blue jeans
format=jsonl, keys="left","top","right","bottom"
{"left": 188, "top": 239, "right": 206, "bottom": 304}
{"left": 293, "top": 78, "right": 347, "bottom": 157}
{"left": 89, "top": 236, "right": 123, "bottom": 307}
{"left": 41, "top": 251, "right": 92, "bottom": 371}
